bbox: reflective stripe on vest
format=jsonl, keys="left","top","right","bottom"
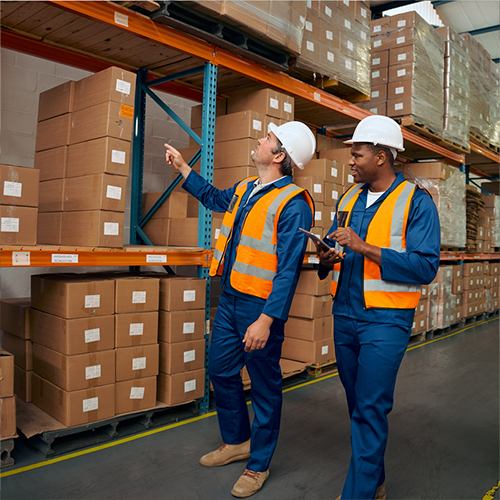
{"left": 330, "top": 180, "right": 422, "bottom": 309}
{"left": 210, "top": 180, "right": 315, "bottom": 299}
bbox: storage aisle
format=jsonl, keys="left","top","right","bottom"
{"left": 2, "top": 318, "right": 498, "bottom": 500}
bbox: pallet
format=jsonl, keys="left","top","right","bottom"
{"left": 486, "top": 309, "right": 500, "bottom": 320}
{"left": 464, "top": 312, "right": 487, "bottom": 325}
{"left": 441, "top": 247, "right": 466, "bottom": 253}
{"left": 308, "top": 359, "right": 337, "bottom": 377}
{"left": 470, "top": 131, "right": 500, "bottom": 154}
{"left": 409, "top": 331, "right": 426, "bottom": 343}
{"left": 0, "top": 437, "right": 16, "bottom": 468}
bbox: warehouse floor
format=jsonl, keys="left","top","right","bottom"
{"left": 2, "top": 317, "right": 498, "bottom": 500}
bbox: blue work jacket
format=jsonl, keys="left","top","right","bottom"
{"left": 319, "top": 172, "right": 441, "bottom": 326}
{"left": 183, "top": 170, "right": 313, "bottom": 321}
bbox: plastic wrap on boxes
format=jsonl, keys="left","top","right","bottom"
{"left": 427, "top": 282, "right": 439, "bottom": 331}
{"left": 436, "top": 283, "right": 455, "bottom": 329}
{"left": 485, "top": 288, "right": 494, "bottom": 313}
{"left": 402, "top": 167, "right": 466, "bottom": 248}
{"left": 295, "top": 1, "right": 371, "bottom": 97}
{"left": 436, "top": 27, "right": 470, "bottom": 149}
{"left": 489, "top": 61, "right": 500, "bottom": 148}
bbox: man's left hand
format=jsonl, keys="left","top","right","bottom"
{"left": 243, "top": 314, "right": 274, "bottom": 352}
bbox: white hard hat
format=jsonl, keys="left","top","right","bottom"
{"left": 344, "top": 115, "right": 405, "bottom": 152}
{"left": 268, "top": 121, "right": 316, "bottom": 169}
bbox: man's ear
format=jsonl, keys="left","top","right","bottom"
{"left": 376, "top": 150, "right": 386, "bottom": 166}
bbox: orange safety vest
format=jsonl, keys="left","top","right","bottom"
{"left": 210, "top": 176, "right": 315, "bottom": 300}
{"left": 331, "top": 180, "right": 422, "bottom": 309}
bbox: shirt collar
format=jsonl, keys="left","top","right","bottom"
{"left": 253, "top": 175, "right": 290, "bottom": 189}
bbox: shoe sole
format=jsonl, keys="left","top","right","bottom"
{"left": 200, "top": 452, "right": 251, "bottom": 467}
{"left": 230, "top": 474, "right": 269, "bottom": 498}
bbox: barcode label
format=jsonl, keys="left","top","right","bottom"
{"left": 3, "top": 181, "right": 22, "bottom": 197}
{"left": 104, "top": 222, "right": 119, "bottom": 235}
{"left": 184, "top": 380, "right": 196, "bottom": 393}
{"left": 116, "top": 79, "right": 131, "bottom": 95}
{"left": 133, "top": 357, "right": 146, "bottom": 371}
{"left": 1, "top": 218, "right": 19, "bottom": 232}
{"left": 130, "top": 387, "right": 145, "bottom": 399}
{"left": 106, "top": 185, "right": 122, "bottom": 200}
{"left": 183, "top": 290, "right": 196, "bottom": 302}
{"left": 85, "top": 295, "right": 100, "bottom": 308}
{"left": 85, "top": 328, "right": 100, "bottom": 343}
{"left": 111, "top": 150, "right": 126, "bottom": 164}
{"left": 85, "top": 365, "right": 101, "bottom": 380}
{"left": 183, "top": 322, "right": 195, "bottom": 334}
{"left": 83, "top": 397, "right": 98, "bottom": 412}
{"left": 184, "top": 350, "right": 196, "bottom": 363}
{"left": 129, "top": 323, "right": 144, "bottom": 336}
{"left": 132, "top": 291, "right": 146, "bottom": 304}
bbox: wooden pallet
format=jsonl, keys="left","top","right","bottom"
{"left": 464, "top": 312, "right": 487, "bottom": 325}
{"left": 441, "top": 247, "right": 466, "bottom": 253}
{"left": 0, "top": 437, "right": 16, "bottom": 468}
{"left": 470, "top": 131, "right": 500, "bottom": 154}
{"left": 308, "top": 359, "right": 337, "bottom": 377}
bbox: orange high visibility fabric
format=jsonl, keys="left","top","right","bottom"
{"left": 330, "top": 181, "right": 420, "bottom": 309}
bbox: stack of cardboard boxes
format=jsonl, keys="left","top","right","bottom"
{"left": 282, "top": 270, "right": 334, "bottom": 365}
{"left": 481, "top": 194, "right": 500, "bottom": 251}
{"left": 1, "top": 298, "right": 33, "bottom": 402}
{"left": 362, "top": 41, "right": 389, "bottom": 116}
{"left": 431, "top": 266, "right": 456, "bottom": 329}
{"left": 156, "top": 276, "right": 207, "bottom": 406}
{"left": 461, "top": 263, "right": 487, "bottom": 318}
{"left": 35, "top": 67, "right": 135, "bottom": 248}
{"left": 0, "top": 349, "right": 16, "bottom": 440}
{"left": 484, "top": 262, "right": 499, "bottom": 312}
{"left": 411, "top": 284, "right": 429, "bottom": 335}
{"left": 0, "top": 165, "right": 39, "bottom": 245}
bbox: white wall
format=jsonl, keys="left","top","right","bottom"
{"left": 1, "top": 48, "right": 198, "bottom": 300}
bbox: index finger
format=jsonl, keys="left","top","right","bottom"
{"left": 164, "top": 143, "right": 177, "bottom": 153}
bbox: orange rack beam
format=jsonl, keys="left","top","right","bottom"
{"left": 469, "top": 137, "right": 500, "bottom": 164}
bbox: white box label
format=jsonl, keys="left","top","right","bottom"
{"left": 270, "top": 98, "right": 279, "bottom": 109}
{"left": 85, "top": 328, "right": 100, "bottom": 343}
{"left": 347, "top": 41, "right": 354, "bottom": 51}
{"left": 85, "top": 365, "right": 101, "bottom": 380}
{"left": 397, "top": 69, "right": 406, "bottom": 77}
{"left": 106, "top": 185, "right": 122, "bottom": 200}
{"left": 332, "top": 190, "right": 339, "bottom": 200}
{"left": 373, "top": 25, "right": 382, "bottom": 33}
{"left": 252, "top": 119, "right": 262, "bottom": 131}
{"left": 398, "top": 53, "right": 407, "bottom": 61}
{"left": 52, "top": 254, "right": 78, "bottom": 263}
{"left": 284, "top": 103, "right": 292, "bottom": 113}
{"left": 315, "top": 211, "right": 322, "bottom": 221}
{"left": 361, "top": 8, "right": 367, "bottom": 18}
{"left": 373, "top": 58, "right": 381, "bottom": 65}
{"left": 83, "top": 397, "right": 98, "bottom": 412}
{"left": 1, "top": 218, "right": 19, "bottom": 232}
{"left": 397, "top": 36, "right": 405, "bottom": 45}
{"left": 215, "top": 228, "right": 220, "bottom": 240}
{"left": 344, "top": 19, "right": 351, "bottom": 30}
{"left": 395, "top": 103, "right": 404, "bottom": 111}
{"left": 104, "top": 222, "right": 119, "bottom": 235}
{"left": 146, "top": 254, "right": 167, "bottom": 263}
{"left": 307, "top": 41, "right": 314, "bottom": 52}
{"left": 129, "top": 323, "right": 144, "bottom": 336}
{"left": 183, "top": 321, "right": 195, "bottom": 334}
{"left": 374, "top": 40, "right": 382, "bottom": 48}
{"left": 116, "top": 79, "right": 131, "bottom": 95}
{"left": 184, "top": 379, "right": 196, "bottom": 393}
{"left": 370, "top": 108, "right": 379, "bottom": 114}
{"left": 313, "top": 184, "right": 322, "bottom": 194}
{"left": 326, "top": 30, "right": 333, "bottom": 41}
{"left": 345, "top": 60, "right": 352, "bottom": 70}
{"left": 183, "top": 290, "right": 196, "bottom": 302}
{"left": 306, "top": 21, "right": 313, "bottom": 32}
{"left": 325, "top": 5, "right": 332, "bottom": 17}
{"left": 184, "top": 349, "right": 196, "bottom": 363}
{"left": 85, "top": 295, "right": 100, "bottom": 308}
{"left": 12, "top": 252, "right": 30, "bottom": 266}
{"left": 132, "top": 291, "right": 146, "bottom": 303}
{"left": 327, "top": 51, "right": 334, "bottom": 62}
{"left": 112, "top": 150, "right": 126, "bottom": 164}
{"left": 361, "top": 32, "right": 367, "bottom": 41}
{"left": 398, "top": 20, "right": 407, "bottom": 27}
{"left": 308, "top": 255, "right": 320, "bottom": 264}
{"left": 371, "top": 91, "right": 379, "bottom": 98}
{"left": 396, "top": 86, "right": 404, "bottom": 94}
{"left": 321, "top": 345, "right": 329, "bottom": 355}
{"left": 331, "top": 167, "right": 338, "bottom": 177}
{"left": 133, "top": 357, "right": 146, "bottom": 371}
{"left": 3, "top": 181, "right": 22, "bottom": 197}
{"left": 114, "top": 12, "right": 128, "bottom": 27}
{"left": 130, "top": 387, "right": 145, "bottom": 399}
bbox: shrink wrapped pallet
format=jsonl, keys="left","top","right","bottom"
{"left": 482, "top": 193, "right": 500, "bottom": 247}
{"left": 427, "top": 282, "right": 439, "bottom": 331}
{"left": 488, "top": 61, "right": 500, "bottom": 148}
{"left": 436, "top": 26, "right": 470, "bottom": 150}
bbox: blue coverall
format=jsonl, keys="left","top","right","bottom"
{"left": 319, "top": 173, "right": 441, "bottom": 500}
{"left": 183, "top": 170, "right": 313, "bottom": 472}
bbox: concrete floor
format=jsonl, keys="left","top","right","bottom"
{"left": 2, "top": 317, "right": 498, "bottom": 500}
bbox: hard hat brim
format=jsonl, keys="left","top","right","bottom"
{"left": 343, "top": 138, "right": 405, "bottom": 152}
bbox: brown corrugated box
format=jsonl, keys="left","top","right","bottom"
{"left": 63, "top": 174, "right": 128, "bottom": 212}
{"left": 0, "top": 397, "right": 16, "bottom": 438}
{"left": 159, "top": 310, "right": 205, "bottom": 344}
{"left": 293, "top": 177, "right": 324, "bottom": 203}
{"left": 30, "top": 309, "right": 115, "bottom": 355}
{"left": 388, "top": 28, "right": 415, "bottom": 49}
{"left": 1, "top": 165, "right": 40, "bottom": 207}
{"left": 214, "top": 139, "right": 254, "bottom": 169}
{"left": 0, "top": 206, "right": 37, "bottom": 245}
{"left": 324, "top": 182, "right": 344, "bottom": 207}
{"left": 143, "top": 218, "right": 170, "bottom": 246}
{"left": 0, "top": 298, "right": 31, "bottom": 339}
{"left": 37, "top": 212, "right": 62, "bottom": 245}
{"left": 295, "top": 269, "right": 331, "bottom": 296}
{"left": 115, "top": 311, "right": 158, "bottom": 348}
{"left": 115, "top": 344, "right": 159, "bottom": 382}
{"left": 285, "top": 315, "right": 333, "bottom": 342}
{"left": 388, "top": 81, "right": 412, "bottom": 100}
{"left": 313, "top": 202, "right": 326, "bottom": 228}
{"left": 405, "top": 162, "right": 456, "bottom": 181}
{"left": 34, "top": 146, "right": 68, "bottom": 181}
{"left": 31, "top": 274, "right": 115, "bottom": 319}
{"left": 142, "top": 191, "right": 188, "bottom": 219}
{"left": 109, "top": 276, "right": 160, "bottom": 314}
{"left": 159, "top": 339, "right": 205, "bottom": 374}
{"left": 147, "top": 275, "right": 206, "bottom": 312}
{"left": 60, "top": 210, "right": 124, "bottom": 247}
{"left": 371, "top": 50, "right": 389, "bottom": 68}
{"left": 356, "top": 101, "right": 387, "bottom": 116}
{"left": 213, "top": 166, "right": 255, "bottom": 190}
{"left": 387, "top": 96, "right": 413, "bottom": 117}
{"left": 282, "top": 337, "right": 334, "bottom": 364}
{"left": 215, "top": 110, "right": 266, "bottom": 142}
{"left": 33, "top": 344, "right": 115, "bottom": 391}
{"left": 0, "top": 349, "right": 15, "bottom": 398}
{"left": 295, "top": 159, "right": 340, "bottom": 184}
{"left": 32, "top": 374, "right": 115, "bottom": 427}
{"left": 289, "top": 294, "right": 331, "bottom": 319}
{"left": 39, "top": 179, "right": 64, "bottom": 212}
{"left": 70, "top": 101, "right": 133, "bottom": 145}
{"left": 74, "top": 67, "right": 136, "bottom": 112}
{"left": 389, "top": 46, "right": 415, "bottom": 66}
{"left": 115, "top": 376, "right": 157, "bottom": 415}
{"left": 168, "top": 217, "right": 222, "bottom": 248}
{"left": 35, "top": 113, "right": 72, "bottom": 152}
{"left": 14, "top": 365, "right": 32, "bottom": 403}
{"left": 371, "top": 66, "right": 388, "bottom": 84}
{"left": 227, "top": 89, "right": 282, "bottom": 119}
{"left": 37, "top": 80, "right": 75, "bottom": 122}
{"left": 2, "top": 332, "right": 32, "bottom": 371}
{"left": 342, "top": 164, "right": 354, "bottom": 187}
{"left": 157, "top": 368, "right": 205, "bottom": 406}
{"left": 388, "top": 64, "right": 413, "bottom": 83}
{"left": 389, "top": 11, "right": 420, "bottom": 29}
{"left": 370, "top": 84, "right": 388, "bottom": 103}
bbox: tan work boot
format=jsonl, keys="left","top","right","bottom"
{"left": 376, "top": 483, "right": 387, "bottom": 500}
{"left": 199, "top": 439, "right": 251, "bottom": 467}
{"left": 231, "top": 469, "right": 269, "bottom": 498}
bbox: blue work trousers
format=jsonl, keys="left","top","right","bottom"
{"left": 209, "top": 290, "right": 285, "bottom": 472}
{"left": 334, "top": 315, "right": 411, "bottom": 500}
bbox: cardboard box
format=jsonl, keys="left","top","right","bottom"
{"left": 295, "top": 269, "right": 331, "bottom": 296}
{"left": 37, "top": 212, "right": 62, "bottom": 244}
{"left": 388, "top": 27, "right": 415, "bottom": 49}
{"left": 35, "top": 113, "right": 72, "bottom": 152}
{"left": 0, "top": 349, "right": 15, "bottom": 398}
{"left": 70, "top": 101, "right": 133, "bottom": 145}
{"left": 213, "top": 166, "right": 255, "bottom": 190}
{"left": 227, "top": 89, "right": 283, "bottom": 119}
{"left": 0, "top": 396, "right": 16, "bottom": 438}
{"left": 157, "top": 368, "right": 205, "bottom": 406}
{"left": 142, "top": 218, "right": 170, "bottom": 247}
{"left": 289, "top": 294, "right": 332, "bottom": 319}
{"left": 74, "top": 67, "right": 136, "bottom": 112}
{"left": 415, "top": 300, "right": 429, "bottom": 318}
{"left": 115, "top": 344, "right": 159, "bottom": 382}
{"left": 285, "top": 315, "right": 333, "bottom": 342}
{"left": 0, "top": 298, "right": 31, "bottom": 339}
{"left": 109, "top": 276, "right": 160, "bottom": 314}
{"left": 190, "top": 100, "right": 227, "bottom": 129}
{"left": 388, "top": 81, "right": 412, "bottom": 101}
{"left": 371, "top": 50, "right": 389, "bottom": 68}
{"left": 1, "top": 165, "right": 40, "bottom": 207}
{"left": 34, "top": 146, "right": 68, "bottom": 181}
{"left": 214, "top": 139, "right": 254, "bottom": 169}
{"left": 294, "top": 159, "right": 339, "bottom": 184}
{"left": 371, "top": 66, "right": 388, "bottom": 85}
{"left": 371, "top": 35, "right": 389, "bottom": 52}
{"left": 342, "top": 164, "right": 354, "bottom": 187}
{"left": 215, "top": 110, "right": 266, "bottom": 142}
{"left": 452, "top": 278, "right": 463, "bottom": 295}
{"left": 390, "top": 11, "right": 420, "bottom": 29}
{"left": 38, "top": 80, "right": 75, "bottom": 122}
{"left": 31, "top": 274, "right": 115, "bottom": 319}
{"left": 115, "top": 376, "right": 157, "bottom": 415}
{"left": 167, "top": 217, "right": 221, "bottom": 248}
{"left": 32, "top": 374, "right": 115, "bottom": 427}
{"left": 390, "top": 45, "right": 415, "bottom": 66}
{"left": 357, "top": 101, "right": 387, "bottom": 116}
{"left": 294, "top": 177, "right": 324, "bottom": 203}
{"left": 38, "top": 179, "right": 64, "bottom": 212}
{"left": 0, "top": 206, "right": 37, "bottom": 245}
{"left": 148, "top": 275, "right": 206, "bottom": 312}
{"left": 61, "top": 210, "right": 124, "bottom": 248}
{"left": 314, "top": 203, "right": 326, "bottom": 228}
{"left": 324, "top": 182, "right": 344, "bottom": 207}
{"left": 462, "top": 262, "right": 475, "bottom": 277}
{"left": 33, "top": 344, "right": 115, "bottom": 391}
{"left": 370, "top": 84, "right": 388, "bottom": 103}
{"left": 115, "top": 311, "right": 158, "bottom": 348}
{"left": 63, "top": 174, "right": 128, "bottom": 212}
{"left": 30, "top": 309, "right": 115, "bottom": 355}
{"left": 159, "top": 339, "right": 205, "bottom": 374}
{"left": 405, "top": 162, "right": 456, "bottom": 181}
{"left": 142, "top": 191, "right": 188, "bottom": 219}
{"left": 2, "top": 332, "right": 32, "bottom": 371}
{"left": 14, "top": 366, "right": 32, "bottom": 403}
{"left": 388, "top": 64, "right": 413, "bottom": 83}
{"left": 159, "top": 309, "right": 205, "bottom": 344}
{"left": 282, "top": 337, "right": 334, "bottom": 364}
{"left": 281, "top": 94, "right": 294, "bottom": 121}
